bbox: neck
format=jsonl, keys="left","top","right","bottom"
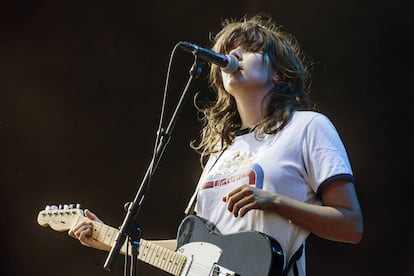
{"left": 238, "top": 106, "right": 263, "bottom": 129}
{"left": 234, "top": 91, "right": 269, "bottom": 129}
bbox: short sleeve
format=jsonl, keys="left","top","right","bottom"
{"left": 302, "top": 114, "right": 355, "bottom": 197}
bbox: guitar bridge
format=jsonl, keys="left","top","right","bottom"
{"left": 210, "top": 264, "right": 237, "bottom": 276}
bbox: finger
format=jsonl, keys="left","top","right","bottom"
{"left": 68, "top": 221, "right": 86, "bottom": 238}
{"left": 78, "top": 226, "right": 93, "bottom": 245}
{"left": 232, "top": 196, "right": 255, "bottom": 217}
{"left": 225, "top": 185, "right": 246, "bottom": 210}
{"left": 71, "top": 223, "right": 92, "bottom": 241}
{"left": 81, "top": 235, "right": 111, "bottom": 251}
{"left": 226, "top": 185, "right": 244, "bottom": 199}
{"left": 239, "top": 201, "right": 257, "bottom": 217}
{"left": 226, "top": 185, "right": 251, "bottom": 213}
{"left": 68, "top": 228, "right": 76, "bottom": 238}
{"left": 69, "top": 220, "right": 91, "bottom": 235}
{"left": 84, "top": 209, "right": 102, "bottom": 222}
{"left": 77, "top": 226, "right": 111, "bottom": 251}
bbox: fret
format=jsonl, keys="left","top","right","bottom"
{"left": 177, "top": 255, "right": 187, "bottom": 276}
{"left": 175, "top": 251, "right": 185, "bottom": 274}
{"left": 147, "top": 243, "right": 158, "bottom": 265}
{"left": 170, "top": 250, "right": 185, "bottom": 275}
{"left": 165, "top": 249, "right": 176, "bottom": 273}
{"left": 156, "top": 246, "right": 172, "bottom": 270}
{"left": 91, "top": 222, "right": 99, "bottom": 240}
{"left": 158, "top": 247, "right": 169, "bottom": 270}
{"left": 106, "top": 227, "right": 115, "bottom": 245}
{"left": 138, "top": 240, "right": 152, "bottom": 262}
{"left": 154, "top": 245, "right": 164, "bottom": 267}
{"left": 110, "top": 227, "right": 118, "bottom": 247}
{"left": 171, "top": 250, "right": 184, "bottom": 275}
{"left": 71, "top": 212, "right": 83, "bottom": 226}
{"left": 96, "top": 223, "right": 106, "bottom": 243}
{"left": 136, "top": 240, "right": 185, "bottom": 275}
{"left": 152, "top": 245, "right": 161, "bottom": 266}
{"left": 99, "top": 224, "right": 110, "bottom": 244}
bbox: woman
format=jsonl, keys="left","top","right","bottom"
{"left": 69, "top": 15, "right": 363, "bottom": 276}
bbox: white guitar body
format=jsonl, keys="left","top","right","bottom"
{"left": 177, "top": 242, "right": 224, "bottom": 275}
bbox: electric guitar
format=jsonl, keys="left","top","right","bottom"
{"left": 37, "top": 204, "right": 285, "bottom": 276}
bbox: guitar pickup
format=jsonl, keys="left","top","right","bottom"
{"left": 210, "top": 264, "right": 237, "bottom": 276}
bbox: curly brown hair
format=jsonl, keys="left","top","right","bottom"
{"left": 191, "top": 15, "right": 314, "bottom": 165}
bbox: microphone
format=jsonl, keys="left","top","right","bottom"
{"left": 179, "top": 41, "right": 239, "bottom": 73}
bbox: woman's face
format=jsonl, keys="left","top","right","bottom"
{"left": 221, "top": 45, "right": 278, "bottom": 96}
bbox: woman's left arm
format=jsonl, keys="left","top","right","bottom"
{"left": 223, "top": 180, "right": 363, "bottom": 244}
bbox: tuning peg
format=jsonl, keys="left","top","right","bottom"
{"left": 62, "top": 204, "right": 69, "bottom": 214}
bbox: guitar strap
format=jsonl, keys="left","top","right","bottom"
{"left": 185, "top": 150, "right": 224, "bottom": 216}
{"left": 185, "top": 188, "right": 197, "bottom": 215}
{"left": 282, "top": 244, "right": 304, "bottom": 276}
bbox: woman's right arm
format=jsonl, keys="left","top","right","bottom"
{"left": 68, "top": 209, "right": 177, "bottom": 252}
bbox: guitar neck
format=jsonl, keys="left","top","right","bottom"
{"left": 76, "top": 216, "right": 187, "bottom": 276}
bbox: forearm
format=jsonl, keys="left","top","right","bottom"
{"left": 271, "top": 193, "right": 363, "bottom": 244}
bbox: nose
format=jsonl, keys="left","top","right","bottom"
{"left": 229, "top": 47, "right": 242, "bottom": 60}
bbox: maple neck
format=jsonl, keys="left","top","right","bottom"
{"left": 75, "top": 216, "right": 187, "bottom": 276}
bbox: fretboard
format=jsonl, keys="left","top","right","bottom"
{"left": 76, "top": 216, "right": 187, "bottom": 275}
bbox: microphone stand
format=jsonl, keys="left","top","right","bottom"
{"left": 103, "top": 56, "right": 205, "bottom": 275}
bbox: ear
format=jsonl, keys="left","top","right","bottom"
{"left": 272, "top": 71, "right": 280, "bottom": 84}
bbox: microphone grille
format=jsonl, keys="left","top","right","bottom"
{"left": 222, "top": 55, "right": 239, "bottom": 73}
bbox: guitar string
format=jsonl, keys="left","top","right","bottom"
{"left": 184, "top": 261, "right": 212, "bottom": 276}
{"left": 91, "top": 221, "right": 217, "bottom": 276}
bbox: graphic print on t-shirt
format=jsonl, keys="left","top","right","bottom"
{"left": 200, "top": 150, "right": 264, "bottom": 190}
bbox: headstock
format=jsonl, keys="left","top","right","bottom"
{"left": 37, "top": 204, "right": 83, "bottom": 232}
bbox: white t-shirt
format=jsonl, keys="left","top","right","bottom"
{"left": 187, "top": 111, "right": 355, "bottom": 275}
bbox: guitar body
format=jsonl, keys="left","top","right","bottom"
{"left": 176, "top": 215, "right": 285, "bottom": 276}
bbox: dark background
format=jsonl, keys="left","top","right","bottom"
{"left": 1, "top": 0, "right": 413, "bottom": 275}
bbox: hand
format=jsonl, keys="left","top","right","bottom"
{"left": 68, "top": 209, "right": 111, "bottom": 251}
{"left": 222, "top": 184, "right": 276, "bottom": 217}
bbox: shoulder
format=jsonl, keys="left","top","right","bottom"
{"left": 292, "top": 110, "right": 329, "bottom": 122}
{"left": 289, "top": 111, "right": 343, "bottom": 144}
{"left": 290, "top": 111, "right": 334, "bottom": 129}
